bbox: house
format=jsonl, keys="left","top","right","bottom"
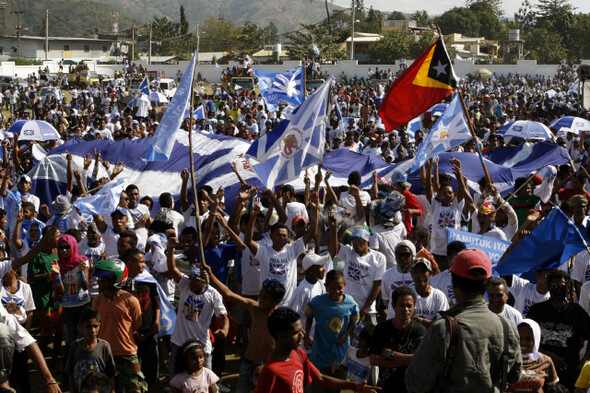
{"left": 0, "top": 35, "right": 119, "bottom": 61}
{"left": 342, "top": 32, "right": 383, "bottom": 63}
{"left": 252, "top": 44, "right": 293, "bottom": 63}
{"left": 445, "top": 33, "right": 499, "bottom": 61}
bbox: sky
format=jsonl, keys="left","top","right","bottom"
{"left": 333, "top": 0, "right": 590, "bottom": 19}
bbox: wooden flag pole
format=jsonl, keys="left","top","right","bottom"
{"left": 187, "top": 27, "right": 207, "bottom": 267}
{"left": 457, "top": 89, "right": 493, "bottom": 185}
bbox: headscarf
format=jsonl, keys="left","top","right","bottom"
{"left": 395, "top": 240, "right": 417, "bottom": 258}
{"left": 57, "top": 234, "right": 86, "bottom": 275}
{"left": 518, "top": 319, "right": 543, "bottom": 362}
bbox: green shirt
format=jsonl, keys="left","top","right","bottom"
{"left": 28, "top": 249, "right": 61, "bottom": 310}
{"left": 508, "top": 194, "right": 541, "bottom": 228}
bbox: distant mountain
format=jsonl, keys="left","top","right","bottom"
{"left": 4, "top": 0, "right": 138, "bottom": 38}
{"left": 90, "top": 0, "right": 342, "bottom": 33}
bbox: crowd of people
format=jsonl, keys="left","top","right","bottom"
{"left": 0, "top": 57, "right": 587, "bottom": 393}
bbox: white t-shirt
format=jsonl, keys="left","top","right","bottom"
{"left": 79, "top": 240, "right": 105, "bottom": 298}
{"left": 239, "top": 232, "right": 271, "bottom": 296}
{"left": 497, "top": 304, "right": 523, "bottom": 327}
{"left": 340, "top": 346, "right": 378, "bottom": 385}
{"left": 578, "top": 280, "right": 590, "bottom": 315}
{"left": 255, "top": 237, "right": 306, "bottom": 307}
{"left": 147, "top": 233, "right": 168, "bottom": 273}
{"left": 387, "top": 286, "right": 449, "bottom": 320}
{"left": 429, "top": 269, "right": 455, "bottom": 305}
{"left": 470, "top": 211, "right": 508, "bottom": 241}
{"left": 381, "top": 268, "right": 414, "bottom": 308}
{"left": 288, "top": 277, "right": 325, "bottom": 345}
{"left": 102, "top": 225, "right": 145, "bottom": 258}
{"left": 0, "top": 280, "right": 35, "bottom": 325}
{"left": 128, "top": 204, "right": 150, "bottom": 240}
{"left": 285, "top": 202, "right": 309, "bottom": 235}
{"left": 509, "top": 275, "right": 550, "bottom": 317}
{"left": 171, "top": 275, "right": 226, "bottom": 353}
{"left": 572, "top": 250, "right": 590, "bottom": 285}
{"left": 371, "top": 223, "right": 407, "bottom": 269}
{"left": 336, "top": 245, "right": 386, "bottom": 314}
{"left": 428, "top": 197, "right": 465, "bottom": 255}
{"left": 339, "top": 190, "right": 371, "bottom": 225}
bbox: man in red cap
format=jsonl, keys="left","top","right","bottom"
{"left": 406, "top": 249, "right": 522, "bottom": 392}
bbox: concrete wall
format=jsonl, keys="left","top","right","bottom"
{"left": 0, "top": 58, "right": 564, "bottom": 82}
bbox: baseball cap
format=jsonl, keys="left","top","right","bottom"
{"left": 351, "top": 226, "right": 371, "bottom": 243}
{"left": 477, "top": 202, "right": 496, "bottom": 216}
{"left": 292, "top": 215, "right": 307, "bottom": 227}
{"left": 450, "top": 249, "right": 492, "bottom": 281}
{"left": 302, "top": 253, "right": 329, "bottom": 272}
{"left": 411, "top": 257, "right": 433, "bottom": 272}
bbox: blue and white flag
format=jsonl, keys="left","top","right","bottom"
{"left": 246, "top": 78, "right": 331, "bottom": 189}
{"left": 146, "top": 51, "right": 197, "bottom": 161}
{"left": 312, "top": 43, "right": 320, "bottom": 56}
{"left": 215, "top": 62, "right": 220, "bottom": 73}
{"left": 406, "top": 115, "right": 422, "bottom": 140}
{"left": 411, "top": 94, "right": 472, "bottom": 171}
{"left": 194, "top": 105, "right": 205, "bottom": 120}
{"left": 125, "top": 76, "right": 150, "bottom": 110}
{"left": 134, "top": 271, "right": 176, "bottom": 337}
{"left": 253, "top": 67, "right": 304, "bottom": 112}
{"left": 73, "top": 178, "right": 126, "bottom": 216}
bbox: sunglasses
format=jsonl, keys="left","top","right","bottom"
{"left": 395, "top": 252, "right": 412, "bottom": 259}
{"left": 58, "top": 244, "right": 71, "bottom": 250}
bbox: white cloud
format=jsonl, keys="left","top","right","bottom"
{"left": 333, "top": 0, "right": 590, "bottom": 19}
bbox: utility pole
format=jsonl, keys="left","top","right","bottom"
{"left": 131, "top": 23, "right": 134, "bottom": 62}
{"left": 148, "top": 22, "right": 152, "bottom": 66}
{"left": 350, "top": 0, "right": 355, "bottom": 61}
{"left": 10, "top": 11, "right": 23, "bottom": 59}
{"left": 45, "top": 9, "right": 49, "bottom": 61}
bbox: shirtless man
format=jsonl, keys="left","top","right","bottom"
{"left": 201, "top": 262, "right": 286, "bottom": 393}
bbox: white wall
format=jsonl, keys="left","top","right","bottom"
{"left": 0, "top": 58, "right": 564, "bottom": 82}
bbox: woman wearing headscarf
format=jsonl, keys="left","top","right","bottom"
{"left": 508, "top": 318, "right": 559, "bottom": 392}
{"left": 50, "top": 234, "right": 90, "bottom": 359}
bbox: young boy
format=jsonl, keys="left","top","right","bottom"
{"left": 304, "top": 270, "right": 360, "bottom": 385}
{"left": 66, "top": 307, "right": 116, "bottom": 393}
{"left": 409, "top": 257, "right": 449, "bottom": 327}
{"left": 166, "top": 237, "right": 228, "bottom": 375}
{"left": 288, "top": 252, "right": 327, "bottom": 347}
{"left": 201, "top": 262, "right": 286, "bottom": 393}
{"left": 78, "top": 223, "right": 106, "bottom": 299}
{"left": 92, "top": 258, "right": 147, "bottom": 393}
{"left": 253, "top": 307, "right": 379, "bottom": 393}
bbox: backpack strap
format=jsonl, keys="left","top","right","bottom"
{"left": 440, "top": 315, "right": 461, "bottom": 379}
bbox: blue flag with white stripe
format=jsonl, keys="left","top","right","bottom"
{"left": 253, "top": 67, "right": 304, "bottom": 112}
{"left": 125, "top": 76, "right": 150, "bottom": 110}
{"left": 73, "top": 178, "right": 126, "bottom": 215}
{"left": 246, "top": 78, "right": 331, "bottom": 188}
{"left": 312, "top": 43, "right": 320, "bottom": 56}
{"left": 134, "top": 271, "right": 176, "bottom": 337}
{"left": 146, "top": 51, "right": 197, "bottom": 161}
{"left": 411, "top": 94, "right": 472, "bottom": 171}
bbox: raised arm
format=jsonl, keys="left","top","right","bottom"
{"left": 371, "top": 171, "right": 379, "bottom": 200}
{"left": 304, "top": 171, "right": 311, "bottom": 207}
{"left": 12, "top": 209, "right": 24, "bottom": 249}
{"left": 180, "top": 168, "right": 190, "bottom": 212}
{"left": 93, "top": 214, "right": 107, "bottom": 233}
{"left": 166, "top": 237, "right": 183, "bottom": 283}
{"left": 216, "top": 213, "right": 245, "bottom": 251}
{"left": 303, "top": 192, "right": 321, "bottom": 245}
{"left": 263, "top": 188, "right": 287, "bottom": 225}
{"left": 349, "top": 185, "right": 365, "bottom": 223}
{"left": 327, "top": 213, "right": 340, "bottom": 259}
{"left": 65, "top": 151, "right": 74, "bottom": 193}
{"left": 228, "top": 184, "right": 251, "bottom": 234}
{"left": 421, "top": 158, "right": 434, "bottom": 203}
{"left": 323, "top": 169, "right": 338, "bottom": 204}
{"left": 201, "top": 263, "right": 257, "bottom": 309}
{"left": 244, "top": 204, "right": 261, "bottom": 255}
{"left": 450, "top": 156, "right": 474, "bottom": 215}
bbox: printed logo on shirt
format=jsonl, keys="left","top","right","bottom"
{"left": 1, "top": 296, "right": 23, "bottom": 315}
{"left": 269, "top": 261, "right": 286, "bottom": 276}
{"left": 183, "top": 294, "right": 204, "bottom": 322}
{"left": 437, "top": 210, "right": 456, "bottom": 228}
{"left": 293, "top": 369, "right": 304, "bottom": 393}
{"left": 348, "top": 358, "right": 371, "bottom": 381}
{"left": 329, "top": 317, "right": 344, "bottom": 333}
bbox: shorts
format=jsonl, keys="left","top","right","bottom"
{"left": 38, "top": 308, "right": 63, "bottom": 337}
{"left": 114, "top": 354, "right": 148, "bottom": 393}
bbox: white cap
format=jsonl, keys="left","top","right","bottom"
{"left": 302, "top": 253, "right": 329, "bottom": 272}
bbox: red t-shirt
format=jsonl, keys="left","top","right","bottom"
{"left": 253, "top": 348, "right": 320, "bottom": 393}
{"left": 402, "top": 189, "right": 422, "bottom": 233}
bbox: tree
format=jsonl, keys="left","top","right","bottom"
{"left": 411, "top": 10, "right": 430, "bottom": 27}
{"left": 368, "top": 31, "right": 414, "bottom": 63}
{"left": 265, "top": 22, "right": 279, "bottom": 45}
{"left": 568, "top": 13, "right": 590, "bottom": 61}
{"left": 286, "top": 23, "right": 348, "bottom": 61}
{"left": 436, "top": 7, "right": 481, "bottom": 37}
{"left": 363, "top": 7, "right": 383, "bottom": 34}
{"left": 469, "top": 2, "right": 505, "bottom": 40}
{"left": 199, "top": 17, "right": 238, "bottom": 53}
{"left": 234, "top": 21, "right": 266, "bottom": 55}
{"left": 151, "top": 16, "right": 182, "bottom": 56}
{"left": 464, "top": 0, "right": 503, "bottom": 15}
{"left": 179, "top": 5, "right": 189, "bottom": 35}
{"left": 525, "top": 26, "right": 567, "bottom": 63}
{"left": 409, "top": 30, "right": 437, "bottom": 58}
{"left": 514, "top": 0, "right": 536, "bottom": 34}
{"left": 388, "top": 11, "right": 407, "bottom": 20}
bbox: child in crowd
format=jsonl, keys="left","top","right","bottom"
{"left": 170, "top": 339, "right": 219, "bottom": 393}
{"left": 333, "top": 324, "right": 378, "bottom": 389}
{"left": 304, "top": 269, "right": 359, "bottom": 385}
{"left": 66, "top": 307, "right": 116, "bottom": 393}
{"left": 78, "top": 222, "right": 106, "bottom": 298}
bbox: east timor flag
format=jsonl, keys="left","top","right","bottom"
{"left": 378, "top": 38, "right": 457, "bottom": 131}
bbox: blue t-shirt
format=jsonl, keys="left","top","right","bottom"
{"left": 304, "top": 293, "right": 359, "bottom": 367}
{"left": 199, "top": 244, "right": 241, "bottom": 284}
